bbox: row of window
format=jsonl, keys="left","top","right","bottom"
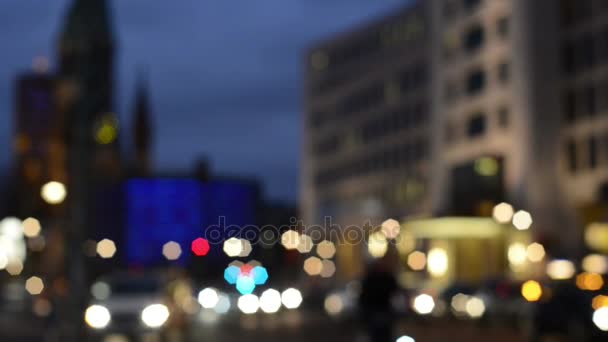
{"left": 445, "top": 62, "right": 509, "bottom": 102}
{"left": 445, "top": 106, "right": 509, "bottom": 143}
{"left": 565, "top": 134, "right": 608, "bottom": 172}
{"left": 315, "top": 139, "right": 429, "bottom": 186}
{"left": 563, "top": 81, "right": 608, "bottom": 123}
{"left": 310, "top": 64, "right": 427, "bottom": 129}
{"left": 443, "top": 0, "right": 483, "bottom": 20}
{"left": 561, "top": 27, "right": 608, "bottom": 75}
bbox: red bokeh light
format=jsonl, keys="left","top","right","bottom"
{"left": 240, "top": 264, "right": 253, "bottom": 275}
{"left": 191, "top": 238, "right": 210, "bottom": 256}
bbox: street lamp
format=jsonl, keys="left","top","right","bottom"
{"left": 41, "top": 181, "right": 67, "bottom": 204}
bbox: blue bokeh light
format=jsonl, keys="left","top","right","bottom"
{"left": 251, "top": 266, "right": 269, "bottom": 285}
{"left": 224, "top": 265, "right": 240, "bottom": 285}
{"left": 236, "top": 275, "right": 256, "bottom": 295}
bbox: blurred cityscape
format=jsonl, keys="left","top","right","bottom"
{"left": 1, "top": 0, "right": 608, "bottom": 341}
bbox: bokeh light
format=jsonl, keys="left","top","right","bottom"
{"left": 407, "top": 251, "right": 426, "bottom": 271}
{"left": 141, "top": 304, "right": 170, "bottom": 328}
{"left": 368, "top": 231, "right": 388, "bottom": 258}
{"left": 576, "top": 272, "right": 604, "bottom": 291}
{"left": 296, "top": 234, "right": 314, "bottom": 254}
{"left": 396, "top": 336, "right": 415, "bottom": 342}
{"left": 25, "top": 276, "right": 44, "bottom": 295}
{"left": 191, "top": 238, "right": 210, "bottom": 256}
{"left": 236, "top": 275, "right": 256, "bottom": 295}
{"left": 281, "top": 288, "right": 303, "bottom": 309}
{"left": 593, "top": 295, "right": 608, "bottom": 310}
{"left": 512, "top": 210, "right": 533, "bottom": 230}
{"left": 224, "top": 265, "right": 240, "bottom": 284}
{"left": 508, "top": 243, "right": 527, "bottom": 266}
{"left": 84, "top": 305, "right": 111, "bottom": 329}
{"left": 304, "top": 256, "right": 323, "bottom": 276}
{"left": 546, "top": 259, "right": 575, "bottom": 280}
{"left": 474, "top": 157, "right": 498, "bottom": 176}
{"left": 451, "top": 293, "right": 469, "bottom": 315}
{"left": 95, "top": 115, "right": 119, "bottom": 145}
{"left": 251, "top": 266, "right": 269, "bottom": 285}
{"left": 259, "top": 289, "right": 282, "bottom": 314}
{"left": 214, "top": 293, "right": 231, "bottom": 314}
{"left": 22, "top": 217, "right": 41, "bottom": 238}
{"left": 412, "top": 294, "right": 435, "bottom": 315}
{"left": 521, "top": 280, "right": 542, "bottom": 302}
{"left": 526, "top": 243, "right": 545, "bottom": 263}
{"left": 320, "top": 259, "right": 336, "bottom": 278}
{"left": 427, "top": 248, "right": 448, "bottom": 277}
{"left": 162, "top": 241, "right": 182, "bottom": 260}
{"left": 6, "top": 260, "right": 23, "bottom": 276}
{"left": 593, "top": 307, "right": 608, "bottom": 331}
{"left": 239, "top": 239, "right": 252, "bottom": 257}
{"left": 223, "top": 237, "right": 243, "bottom": 257}
{"left": 465, "top": 296, "right": 485, "bottom": 318}
{"left": 281, "top": 230, "right": 300, "bottom": 250}
{"left": 582, "top": 254, "right": 608, "bottom": 274}
{"left": 40, "top": 181, "right": 67, "bottom": 204}
{"left": 316, "top": 240, "right": 336, "bottom": 259}
{"left": 381, "top": 218, "right": 401, "bottom": 239}
{"left": 492, "top": 202, "right": 514, "bottom": 224}
{"left": 0, "top": 254, "right": 8, "bottom": 270}
{"left": 238, "top": 294, "right": 260, "bottom": 314}
{"left": 324, "top": 294, "right": 343, "bottom": 316}
{"left": 198, "top": 288, "right": 220, "bottom": 309}
{"left": 91, "top": 281, "right": 111, "bottom": 300}
{"left": 96, "top": 239, "right": 116, "bottom": 259}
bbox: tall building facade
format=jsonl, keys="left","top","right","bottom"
{"left": 302, "top": 3, "right": 431, "bottom": 276}
{"left": 302, "top": 0, "right": 599, "bottom": 278}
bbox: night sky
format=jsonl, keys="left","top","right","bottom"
{"left": 0, "top": 0, "right": 406, "bottom": 202}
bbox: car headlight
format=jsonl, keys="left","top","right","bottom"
{"left": 84, "top": 305, "right": 111, "bottom": 329}
{"left": 141, "top": 304, "right": 170, "bottom": 328}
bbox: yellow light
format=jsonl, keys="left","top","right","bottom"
{"left": 259, "top": 289, "right": 282, "bottom": 314}
{"left": 381, "top": 218, "right": 401, "bottom": 239}
{"left": 576, "top": 272, "right": 604, "bottom": 291}
{"left": 324, "top": 294, "right": 343, "bottom": 316}
{"left": 96, "top": 239, "right": 116, "bottom": 259}
{"left": 582, "top": 254, "right": 608, "bottom": 274}
{"left": 412, "top": 294, "right": 435, "bottom": 315}
{"left": 281, "top": 230, "right": 300, "bottom": 250}
{"left": 508, "top": 243, "right": 527, "bottom": 266}
{"left": 281, "top": 288, "right": 302, "bottom": 309}
{"left": 521, "top": 280, "right": 542, "bottom": 302}
{"left": 474, "top": 157, "right": 498, "bottom": 176}
{"left": 585, "top": 223, "right": 608, "bottom": 252}
{"left": 22, "top": 217, "right": 41, "bottom": 238}
{"left": 368, "top": 231, "right": 388, "bottom": 258}
{"left": 95, "top": 115, "right": 119, "bottom": 145}
{"left": 223, "top": 237, "right": 243, "bottom": 257}
{"left": 592, "top": 295, "right": 608, "bottom": 310}
{"left": 407, "top": 251, "right": 426, "bottom": 271}
{"left": 296, "top": 234, "right": 313, "bottom": 254}
{"left": 512, "top": 210, "right": 532, "bottom": 230}
{"left": 162, "top": 241, "right": 182, "bottom": 260}
{"left": 526, "top": 243, "right": 545, "bottom": 263}
{"left": 41, "top": 181, "right": 67, "bottom": 204}
{"left": 546, "top": 260, "right": 575, "bottom": 280}
{"left": 84, "top": 305, "right": 111, "bottom": 329}
{"left": 6, "top": 260, "right": 23, "bottom": 276}
{"left": 451, "top": 293, "right": 469, "bottom": 314}
{"left": 395, "top": 231, "right": 415, "bottom": 254}
{"left": 492, "top": 202, "right": 514, "bottom": 224}
{"left": 25, "top": 276, "right": 44, "bottom": 295}
{"left": 593, "top": 307, "right": 608, "bottom": 331}
{"left": 303, "top": 256, "right": 323, "bottom": 276}
{"left": 316, "top": 240, "right": 336, "bottom": 259}
{"left": 427, "top": 248, "right": 448, "bottom": 277}
{"left": 320, "top": 259, "right": 336, "bottom": 278}
{"left": 239, "top": 239, "right": 252, "bottom": 257}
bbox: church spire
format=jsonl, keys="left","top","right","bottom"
{"left": 133, "top": 70, "right": 153, "bottom": 175}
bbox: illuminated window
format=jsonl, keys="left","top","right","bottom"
{"left": 466, "top": 69, "right": 485, "bottom": 95}
{"left": 467, "top": 113, "right": 486, "bottom": 138}
{"left": 464, "top": 24, "right": 484, "bottom": 52}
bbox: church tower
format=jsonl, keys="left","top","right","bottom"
{"left": 132, "top": 73, "right": 153, "bottom": 176}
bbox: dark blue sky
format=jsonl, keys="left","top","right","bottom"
{"left": 0, "top": 0, "right": 406, "bottom": 202}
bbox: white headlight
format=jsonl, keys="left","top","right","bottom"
{"left": 84, "top": 305, "right": 111, "bottom": 329}
{"left": 141, "top": 304, "right": 170, "bottom": 328}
